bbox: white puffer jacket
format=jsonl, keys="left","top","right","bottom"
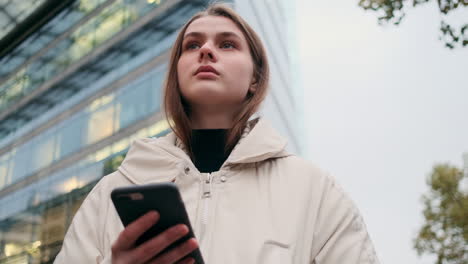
{"left": 54, "top": 118, "right": 380, "bottom": 264}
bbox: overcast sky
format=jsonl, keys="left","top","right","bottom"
{"left": 293, "top": 0, "right": 468, "bottom": 263}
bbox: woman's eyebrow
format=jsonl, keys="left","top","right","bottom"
{"left": 183, "top": 31, "right": 242, "bottom": 40}
{"left": 184, "top": 31, "right": 204, "bottom": 39}
{"left": 216, "top": 31, "right": 242, "bottom": 40}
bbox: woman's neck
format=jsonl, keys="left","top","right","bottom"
{"left": 190, "top": 108, "right": 236, "bottom": 129}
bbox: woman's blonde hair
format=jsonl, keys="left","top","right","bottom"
{"left": 163, "top": 3, "right": 269, "bottom": 159}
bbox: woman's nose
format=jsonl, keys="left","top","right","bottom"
{"left": 198, "top": 43, "right": 217, "bottom": 62}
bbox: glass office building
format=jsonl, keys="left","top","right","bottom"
{"left": 0, "top": 0, "right": 298, "bottom": 263}
{"left": 235, "top": 0, "right": 300, "bottom": 152}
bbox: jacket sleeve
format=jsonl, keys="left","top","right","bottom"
{"left": 54, "top": 182, "right": 110, "bottom": 264}
{"left": 311, "top": 175, "right": 380, "bottom": 264}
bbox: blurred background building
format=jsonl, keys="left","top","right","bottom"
{"left": 0, "top": 0, "right": 298, "bottom": 263}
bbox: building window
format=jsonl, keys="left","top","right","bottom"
{"left": 56, "top": 115, "right": 86, "bottom": 159}
{"left": 86, "top": 97, "right": 117, "bottom": 145}
{"left": 31, "top": 132, "right": 58, "bottom": 172}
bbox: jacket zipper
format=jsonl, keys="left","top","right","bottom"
{"left": 199, "top": 173, "right": 213, "bottom": 244}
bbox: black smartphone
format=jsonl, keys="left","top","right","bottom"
{"left": 111, "top": 183, "right": 204, "bottom": 263}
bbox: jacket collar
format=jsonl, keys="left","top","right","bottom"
{"left": 224, "top": 118, "right": 290, "bottom": 164}
{"left": 118, "top": 117, "right": 291, "bottom": 184}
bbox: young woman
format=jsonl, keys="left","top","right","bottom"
{"left": 55, "top": 4, "right": 379, "bottom": 264}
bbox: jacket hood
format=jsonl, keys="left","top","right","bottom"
{"left": 118, "top": 118, "right": 291, "bottom": 184}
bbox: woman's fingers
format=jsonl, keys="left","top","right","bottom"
{"left": 112, "top": 211, "right": 159, "bottom": 252}
{"left": 147, "top": 238, "right": 198, "bottom": 264}
{"left": 111, "top": 211, "right": 198, "bottom": 264}
{"left": 176, "top": 257, "right": 196, "bottom": 264}
{"left": 133, "top": 224, "right": 190, "bottom": 263}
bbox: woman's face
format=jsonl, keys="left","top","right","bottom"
{"left": 177, "top": 16, "right": 255, "bottom": 112}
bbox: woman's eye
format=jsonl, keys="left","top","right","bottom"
{"left": 220, "top": 42, "right": 235, "bottom": 49}
{"left": 186, "top": 43, "right": 200, "bottom": 50}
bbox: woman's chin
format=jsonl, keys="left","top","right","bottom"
{"left": 186, "top": 84, "right": 225, "bottom": 96}
{"left": 186, "top": 92, "right": 239, "bottom": 106}
{"left": 182, "top": 84, "right": 246, "bottom": 106}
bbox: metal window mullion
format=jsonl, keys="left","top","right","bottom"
{"left": 0, "top": 0, "right": 118, "bottom": 86}
{"left": 0, "top": 0, "right": 182, "bottom": 125}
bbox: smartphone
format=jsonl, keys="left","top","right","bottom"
{"left": 111, "top": 183, "right": 204, "bottom": 263}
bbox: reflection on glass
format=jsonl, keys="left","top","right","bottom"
{"left": 0, "top": 0, "right": 166, "bottom": 113}
{"left": 0, "top": 155, "right": 11, "bottom": 189}
{"left": 55, "top": 176, "right": 80, "bottom": 194}
{"left": 0, "top": 65, "right": 167, "bottom": 207}
{"left": 112, "top": 137, "right": 130, "bottom": 154}
{"left": 86, "top": 102, "right": 116, "bottom": 145}
{"left": 57, "top": 115, "right": 85, "bottom": 158}
{"left": 95, "top": 146, "right": 112, "bottom": 162}
{"left": 40, "top": 203, "right": 66, "bottom": 248}
{"left": 11, "top": 147, "right": 31, "bottom": 183}
{"left": 32, "top": 133, "right": 57, "bottom": 172}
{"left": 4, "top": 244, "right": 22, "bottom": 257}
{"left": 0, "top": 0, "right": 108, "bottom": 78}
{"left": 92, "top": 5, "right": 135, "bottom": 45}
{"left": 0, "top": 0, "right": 46, "bottom": 39}
{"left": 0, "top": 121, "right": 171, "bottom": 260}
{"left": 78, "top": 163, "right": 103, "bottom": 187}
{"left": 0, "top": 118, "right": 170, "bottom": 221}
{"left": 0, "top": 186, "right": 88, "bottom": 262}
{"left": 148, "top": 119, "right": 170, "bottom": 137}
{"left": 116, "top": 89, "right": 145, "bottom": 128}
{"left": 0, "top": 212, "right": 34, "bottom": 260}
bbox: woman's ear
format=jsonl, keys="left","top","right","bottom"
{"left": 249, "top": 77, "right": 258, "bottom": 93}
{"left": 249, "top": 85, "right": 256, "bottom": 93}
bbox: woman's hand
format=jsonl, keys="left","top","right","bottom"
{"left": 111, "top": 211, "right": 199, "bottom": 264}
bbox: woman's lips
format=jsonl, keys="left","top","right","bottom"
{"left": 195, "top": 65, "right": 219, "bottom": 75}
{"left": 195, "top": 71, "right": 218, "bottom": 79}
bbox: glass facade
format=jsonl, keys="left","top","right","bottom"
{"left": 0, "top": 0, "right": 211, "bottom": 262}
{"left": 0, "top": 0, "right": 200, "bottom": 139}
{"left": 0, "top": 65, "right": 165, "bottom": 190}
{"left": 0, "top": 117, "right": 170, "bottom": 219}
{"left": 0, "top": 57, "right": 173, "bottom": 260}
{"left": 235, "top": 0, "right": 300, "bottom": 153}
{"left": 0, "top": 0, "right": 46, "bottom": 40}
{"left": 0, "top": 119, "right": 171, "bottom": 263}
{"left": 0, "top": 0, "right": 166, "bottom": 113}
{"left": 0, "top": 0, "right": 109, "bottom": 79}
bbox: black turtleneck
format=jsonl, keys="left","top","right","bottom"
{"left": 191, "top": 129, "right": 231, "bottom": 173}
